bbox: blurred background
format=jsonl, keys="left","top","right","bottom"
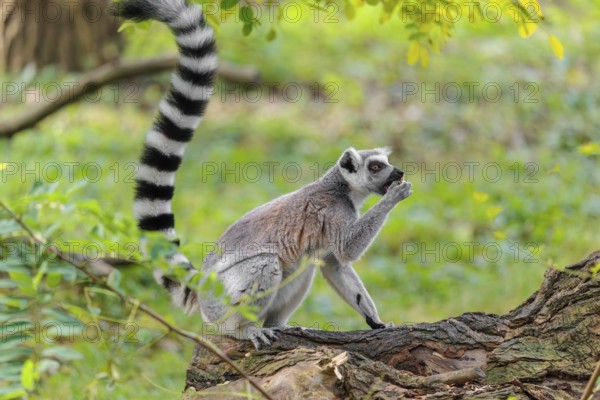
{"left": 0, "top": 0, "right": 599, "bottom": 398}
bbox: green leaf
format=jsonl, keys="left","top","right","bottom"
{"left": 407, "top": 41, "right": 420, "bottom": 65}
{"left": 578, "top": 142, "right": 600, "bottom": 156}
{"left": 242, "top": 23, "right": 253, "bottom": 36}
{"left": 0, "top": 335, "right": 30, "bottom": 351}
{"left": 0, "top": 279, "right": 17, "bottom": 289}
{"left": 38, "top": 359, "right": 60, "bottom": 375}
{"left": 0, "top": 348, "right": 32, "bottom": 363}
{"left": 86, "top": 287, "right": 120, "bottom": 299}
{"left": 0, "top": 386, "right": 27, "bottom": 400}
{"left": 486, "top": 206, "right": 503, "bottom": 220}
{"left": 118, "top": 20, "right": 151, "bottom": 33}
{"left": 0, "top": 309, "right": 30, "bottom": 323}
{"left": 64, "top": 179, "right": 88, "bottom": 194}
{"left": 220, "top": 0, "right": 240, "bottom": 10}
{"left": 0, "top": 321, "right": 34, "bottom": 337}
{"left": 107, "top": 269, "right": 123, "bottom": 295}
{"left": 45, "top": 272, "right": 62, "bottom": 287}
{"left": 239, "top": 6, "right": 254, "bottom": 24}
{"left": 408, "top": 32, "right": 427, "bottom": 41}
{"left": 0, "top": 296, "right": 28, "bottom": 308}
{"left": 41, "top": 346, "right": 82, "bottom": 361}
{"left": 42, "top": 222, "right": 61, "bottom": 238}
{"left": 0, "top": 364, "right": 23, "bottom": 381}
{"left": 20, "top": 359, "right": 35, "bottom": 391}
{"left": 266, "top": 28, "right": 277, "bottom": 42}
{"left": 0, "top": 261, "right": 29, "bottom": 275}
{"left": 61, "top": 305, "right": 95, "bottom": 324}
{"left": 49, "top": 264, "right": 77, "bottom": 283}
{"left": 345, "top": 3, "right": 356, "bottom": 19}
{"left": 42, "top": 307, "right": 80, "bottom": 324}
{"left": 420, "top": 47, "right": 429, "bottom": 67}
{"left": 91, "top": 224, "right": 105, "bottom": 238}
{"left": 76, "top": 199, "right": 102, "bottom": 216}
{"left": 237, "top": 305, "right": 258, "bottom": 321}
{"left": 0, "top": 219, "right": 21, "bottom": 235}
{"left": 117, "top": 21, "right": 136, "bottom": 33}
{"left": 33, "top": 260, "right": 48, "bottom": 290}
{"left": 9, "top": 271, "right": 34, "bottom": 295}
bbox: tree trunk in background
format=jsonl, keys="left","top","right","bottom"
{"left": 184, "top": 250, "right": 600, "bottom": 399}
{"left": 0, "top": 0, "right": 121, "bottom": 72}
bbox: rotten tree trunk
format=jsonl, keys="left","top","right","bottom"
{"left": 184, "top": 250, "right": 600, "bottom": 399}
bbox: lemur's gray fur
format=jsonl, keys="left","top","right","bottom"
{"left": 115, "top": 0, "right": 413, "bottom": 350}
{"left": 195, "top": 148, "right": 412, "bottom": 348}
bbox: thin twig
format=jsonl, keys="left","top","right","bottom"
{"left": 581, "top": 359, "right": 600, "bottom": 400}
{"left": 0, "top": 200, "right": 273, "bottom": 400}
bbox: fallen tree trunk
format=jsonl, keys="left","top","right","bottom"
{"left": 184, "top": 250, "right": 600, "bottom": 399}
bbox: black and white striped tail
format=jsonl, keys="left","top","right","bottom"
{"left": 114, "top": 0, "right": 216, "bottom": 310}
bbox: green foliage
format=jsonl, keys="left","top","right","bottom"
{"left": 115, "top": 0, "right": 563, "bottom": 63}
{"left": 0, "top": 185, "right": 238, "bottom": 399}
{"left": 0, "top": 187, "right": 97, "bottom": 399}
{"left": 0, "top": 187, "right": 193, "bottom": 399}
{"left": 187, "top": 0, "right": 562, "bottom": 64}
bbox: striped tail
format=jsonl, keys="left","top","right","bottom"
{"left": 114, "top": 0, "right": 216, "bottom": 309}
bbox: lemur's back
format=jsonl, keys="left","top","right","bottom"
{"left": 209, "top": 171, "right": 355, "bottom": 267}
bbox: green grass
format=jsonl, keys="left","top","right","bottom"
{"left": 1, "top": 1, "right": 600, "bottom": 397}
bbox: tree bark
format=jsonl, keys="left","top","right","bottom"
{"left": 0, "top": 0, "right": 121, "bottom": 72}
{"left": 184, "top": 250, "right": 600, "bottom": 399}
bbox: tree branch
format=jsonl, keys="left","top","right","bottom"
{"left": 0, "top": 55, "right": 260, "bottom": 138}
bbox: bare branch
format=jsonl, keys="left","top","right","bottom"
{"left": 0, "top": 56, "right": 260, "bottom": 138}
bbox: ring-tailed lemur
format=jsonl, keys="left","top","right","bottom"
{"left": 115, "top": 0, "right": 413, "bottom": 349}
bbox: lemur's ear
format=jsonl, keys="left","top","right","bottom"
{"left": 339, "top": 148, "right": 361, "bottom": 173}
{"left": 375, "top": 146, "right": 392, "bottom": 157}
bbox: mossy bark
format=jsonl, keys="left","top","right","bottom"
{"left": 184, "top": 250, "right": 600, "bottom": 399}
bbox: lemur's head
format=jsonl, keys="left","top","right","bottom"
{"left": 338, "top": 147, "right": 404, "bottom": 195}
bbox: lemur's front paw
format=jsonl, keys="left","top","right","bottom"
{"left": 386, "top": 181, "right": 413, "bottom": 203}
{"left": 247, "top": 327, "right": 278, "bottom": 350}
{"left": 366, "top": 316, "right": 394, "bottom": 329}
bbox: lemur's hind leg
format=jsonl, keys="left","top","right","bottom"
{"left": 263, "top": 262, "right": 317, "bottom": 328}
{"left": 198, "top": 253, "right": 282, "bottom": 349}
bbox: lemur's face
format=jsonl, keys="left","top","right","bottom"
{"left": 338, "top": 147, "right": 404, "bottom": 195}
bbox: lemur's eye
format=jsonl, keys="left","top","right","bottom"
{"left": 370, "top": 163, "right": 382, "bottom": 172}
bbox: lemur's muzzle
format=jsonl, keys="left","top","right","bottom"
{"left": 391, "top": 168, "right": 404, "bottom": 181}
{"left": 383, "top": 168, "right": 404, "bottom": 193}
